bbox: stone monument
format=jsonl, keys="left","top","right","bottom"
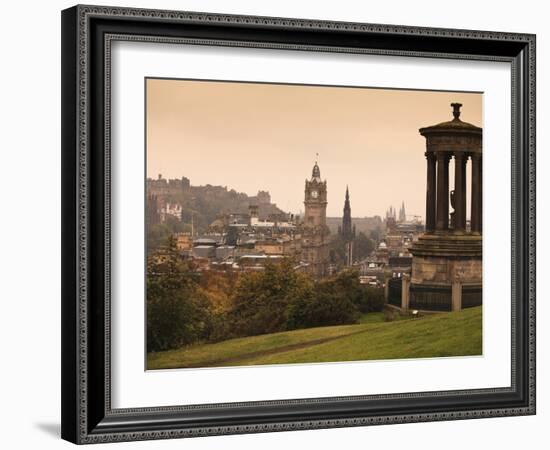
{"left": 409, "top": 103, "right": 482, "bottom": 311}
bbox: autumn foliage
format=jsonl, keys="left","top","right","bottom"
{"left": 147, "top": 238, "right": 384, "bottom": 352}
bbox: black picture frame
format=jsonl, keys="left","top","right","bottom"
{"left": 61, "top": 4, "right": 536, "bottom": 444}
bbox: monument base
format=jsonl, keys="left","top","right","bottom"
{"left": 409, "top": 232, "right": 482, "bottom": 312}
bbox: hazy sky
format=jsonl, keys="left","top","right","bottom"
{"left": 146, "top": 78, "right": 482, "bottom": 218}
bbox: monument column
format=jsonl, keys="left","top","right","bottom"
{"left": 471, "top": 153, "right": 481, "bottom": 233}
{"left": 425, "top": 152, "right": 436, "bottom": 232}
{"left": 401, "top": 273, "right": 410, "bottom": 311}
{"left": 451, "top": 280, "right": 462, "bottom": 312}
{"left": 454, "top": 152, "right": 467, "bottom": 231}
{"left": 478, "top": 156, "right": 483, "bottom": 232}
{"left": 436, "top": 152, "right": 450, "bottom": 231}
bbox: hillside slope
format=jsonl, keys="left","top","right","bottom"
{"left": 147, "top": 306, "right": 482, "bottom": 369}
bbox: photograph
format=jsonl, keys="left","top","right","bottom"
{"left": 145, "top": 78, "right": 483, "bottom": 370}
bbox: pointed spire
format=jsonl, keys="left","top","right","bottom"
{"left": 399, "top": 201, "right": 406, "bottom": 222}
{"left": 342, "top": 186, "right": 352, "bottom": 241}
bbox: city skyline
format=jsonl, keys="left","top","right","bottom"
{"left": 148, "top": 172, "right": 408, "bottom": 220}
{"left": 146, "top": 78, "right": 482, "bottom": 218}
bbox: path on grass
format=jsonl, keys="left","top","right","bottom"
{"left": 184, "top": 326, "right": 373, "bottom": 368}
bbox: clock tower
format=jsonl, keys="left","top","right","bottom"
{"left": 304, "top": 162, "right": 327, "bottom": 228}
{"left": 301, "top": 161, "right": 329, "bottom": 277}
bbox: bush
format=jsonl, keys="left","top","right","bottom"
{"left": 357, "top": 286, "right": 385, "bottom": 313}
{"left": 332, "top": 269, "right": 364, "bottom": 305}
{"left": 329, "top": 269, "right": 385, "bottom": 314}
{"left": 203, "top": 312, "right": 234, "bottom": 343}
{"left": 286, "top": 289, "right": 360, "bottom": 329}
{"left": 227, "top": 260, "right": 314, "bottom": 337}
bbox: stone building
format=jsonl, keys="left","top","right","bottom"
{"left": 160, "top": 202, "right": 183, "bottom": 222}
{"left": 300, "top": 161, "right": 330, "bottom": 277}
{"left": 174, "top": 232, "right": 193, "bottom": 251}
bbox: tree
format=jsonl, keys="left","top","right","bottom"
{"left": 286, "top": 269, "right": 361, "bottom": 329}
{"left": 353, "top": 232, "right": 375, "bottom": 260}
{"left": 329, "top": 232, "right": 374, "bottom": 266}
{"left": 369, "top": 227, "right": 383, "bottom": 244}
{"left": 146, "top": 236, "right": 211, "bottom": 351}
{"left": 332, "top": 269, "right": 363, "bottom": 301}
{"left": 328, "top": 234, "right": 347, "bottom": 265}
{"left": 356, "top": 286, "right": 385, "bottom": 313}
{"left": 227, "top": 260, "right": 314, "bottom": 337}
{"left": 331, "top": 269, "right": 384, "bottom": 314}
{"left": 147, "top": 218, "right": 190, "bottom": 254}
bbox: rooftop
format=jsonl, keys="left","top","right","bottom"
{"left": 419, "top": 103, "right": 482, "bottom": 135}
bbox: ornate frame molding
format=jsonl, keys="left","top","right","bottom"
{"left": 61, "top": 5, "right": 536, "bottom": 444}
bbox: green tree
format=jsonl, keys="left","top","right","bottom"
{"left": 332, "top": 269, "right": 363, "bottom": 304}
{"left": 228, "top": 260, "right": 314, "bottom": 337}
{"left": 329, "top": 234, "right": 347, "bottom": 265}
{"left": 356, "top": 286, "right": 386, "bottom": 313}
{"left": 331, "top": 269, "right": 384, "bottom": 314}
{"left": 286, "top": 270, "right": 361, "bottom": 329}
{"left": 147, "top": 236, "right": 211, "bottom": 352}
{"left": 147, "top": 218, "right": 190, "bottom": 254}
{"left": 329, "top": 232, "right": 374, "bottom": 266}
{"left": 369, "top": 227, "right": 383, "bottom": 244}
{"left": 353, "top": 232, "right": 375, "bottom": 261}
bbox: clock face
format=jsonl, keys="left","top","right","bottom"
{"left": 311, "top": 190, "right": 318, "bottom": 199}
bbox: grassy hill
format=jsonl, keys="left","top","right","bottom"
{"left": 147, "top": 306, "right": 482, "bottom": 370}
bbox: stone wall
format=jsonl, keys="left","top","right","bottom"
{"left": 411, "top": 255, "right": 482, "bottom": 285}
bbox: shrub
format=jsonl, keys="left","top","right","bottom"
{"left": 286, "top": 289, "right": 360, "bottom": 329}
{"left": 227, "top": 260, "right": 314, "bottom": 337}
{"left": 357, "top": 286, "right": 386, "bottom": 313}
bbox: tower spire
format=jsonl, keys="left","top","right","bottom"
{"left": 342, "top": 186, "right": 352, "bottom": 241}
{"left": 342, "top": 186, "right": 353, "bottom": 266}
{"left": 311, "top": 157, "right": 321, "bottom": 181}
{"left": 399, "top": 201, "right": 406, "bottom": 222}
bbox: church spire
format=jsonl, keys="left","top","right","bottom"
{"left": 342, "top": 186, "right": 353, "bottom": 266}
{"left": 341, "top": 186, "right": 352, "bottom": 241}
{"left": 399, "top": 200, "right": 406, "bottom": 222}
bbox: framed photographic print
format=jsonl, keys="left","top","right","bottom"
{"left": 61, "top": 5, "right": 536, "bottom": 444}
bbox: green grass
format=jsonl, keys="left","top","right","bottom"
{"left": 357, "top": 311, "right": 410, "bottom": 324}
{"left": 147, "top": 306, "right": 482, "bottom": 370}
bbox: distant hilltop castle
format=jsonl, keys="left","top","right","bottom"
{"left": 146, "top": 174, "right": 283, "bottom": 229}
{"left": 147, "top": 174, "right": 271, "bottom": 206}
{"left": 147, "top": 174, "right": 191, "bottom": 197}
